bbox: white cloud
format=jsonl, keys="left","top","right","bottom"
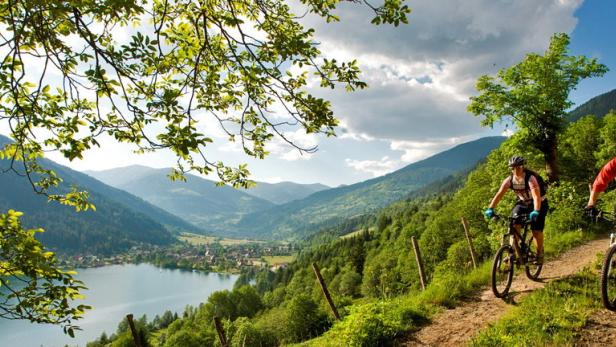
{"left": 390, "top": 135, "right": 476, "bottom": 163}
{"left": 298, "top": 0, "right": 583, "bottom": 144}
{"left": 270, "top": 128, "right": 319, "bottom": 160}
{"left": 345, "top": 156, "right": 400, "bottom": 177}
{"left": 501, "top": 128, "right": 515, "bottom": 137}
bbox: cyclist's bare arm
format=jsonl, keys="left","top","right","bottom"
{"left": 531, "top": 185, "right": 541, "bottom": 211}
{"left": 489, "top": 180, "right": 509, "bottom": 209}
{"left": 588, "top": 190, "right": 600, "bottom": 207}
{"left": 589, "top": 157, "right": 616, "bottom": 207}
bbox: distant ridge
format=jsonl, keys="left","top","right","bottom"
{"left": 233, "top": 136, "right": 506, "bottom": 240}
{"left": 0, "top": 135, "right": 188, "bottom": 254}
{"left": 87, "top": 166, "right": 276, "bottom": 233}
{"left": 242, "top": 181, "right": 330, "bottom": 204}
{"left": 568, "top": 88, "right": 616, "bottom": 122}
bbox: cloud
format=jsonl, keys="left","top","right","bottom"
{"left": 390, "top": 137, "right": 473, "bottom": 163}
{"left": 345, "top": 156, "right": 399, "bottom": 177}
{"left": 264, "top": 128, "right": 319, "bottom": 161}
{"left": 297, "top": 0, "right": 583, "bottom": 143}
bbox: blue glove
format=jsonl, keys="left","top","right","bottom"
{"left": 484, "top": 208, "right": 494, "bottom": 219}
{"left": 529, "top": 210, "right": 540, "bottom": 222}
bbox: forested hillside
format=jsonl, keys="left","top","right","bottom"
{"left": 568, "top": 88, "right": 616, "bottom": 122}
{"left": 0, "top": 136, "right": 182, "bottom": 254}
{"left": 88, "top": 112, "right": 616, "bottom": 346}
{"left": 242, "top": 181, "right": 330, "bottom": 205}
{"left": 233, "top": 136, "right": 505, "bottom": 240}
{"left": 87, "top": 165, "right": 275, "bottom": 233}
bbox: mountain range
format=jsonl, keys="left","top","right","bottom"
{"left": 568, "top": 88, "right": 616, "bottom": 122}
{"left": 90, "top": 136, "right": 506, "bottom": 239}
{"left": 85, "top": 166, "right": 276, "bottom": 233}
{"left": 0, "top": 135, "right": 194, "bottom": 254}
{"left": 232, "top": 136, "right": 506, "bottom": 239}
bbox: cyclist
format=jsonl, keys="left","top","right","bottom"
{"left": 587, "top": 157, "right": 616, "bottom": 210}
{"left": 484, "top": 156, "right": 548, "bottom": 265}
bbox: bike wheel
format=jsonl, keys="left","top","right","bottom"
{"left": 524, "top": 236, "right": 542, "bottom": 280}
{"left": 600, "top": 244, "right": 616, "bottom": 311}
{"left": 492, "top": 245, "right": 514, "bottom": 298}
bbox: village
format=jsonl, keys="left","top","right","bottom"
{"left": 59, "top": 238, "right": 298, "bottom": 274}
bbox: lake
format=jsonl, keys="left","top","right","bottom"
{"left": 0, "top": 263, "right": 239, "bottom": 347}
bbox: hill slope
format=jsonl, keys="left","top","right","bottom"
{"left": 242, "top": 181, "right": 329, "bottom": 204}
{"left": 234, "top": 136, "right": 506, "bottom": 239}
{"left": 0, "top": 136, "right": 190, "bottom": 254}
{"left": 86, "top": 166, "right": 276, "bottom": 232}
{"left": 568, "top": 88, "right": 616, "bottom": 122}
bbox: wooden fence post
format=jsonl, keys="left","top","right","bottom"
{"left": 214, "top": 316, "right": 228, "bottom": 347}
{"left": 461, "top": 217, "right": 478, "bottom": 269}
{"left": 126, "top": 314, "right": 142, "bottom": 347}
{"left": 411, "top": 236, "right": 426, "bottom": 290}
{"left": 312, "top": 262, "right": 341, "bottom": 320}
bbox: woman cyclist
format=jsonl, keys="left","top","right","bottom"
{"left": 484, "top": 156, "right": 548, "bottom": 265}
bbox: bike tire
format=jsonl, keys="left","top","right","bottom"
{"left": 600, "top": 243, "right": 616, "bottom": 311}
{"left": 491, "top": 244, "right": 514, "bottom": 298}
{"left": 524, "top": 236, "right": 542, "bottom": 280}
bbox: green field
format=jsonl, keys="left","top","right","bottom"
{"left": 262, "top": 255, "right": 296, "bottom": 266}
{"left": 179, "top": 232, "right": 264, "bottom": 246}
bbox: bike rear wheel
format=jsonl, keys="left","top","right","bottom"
{"left": 524, "top": 236, "right": 542, "bottom": 280}
{"left": 492, "top": 244, "right": 514, "bottom": 298}
{"left": 600, "top": 243, "right": 616, "bottom": 311}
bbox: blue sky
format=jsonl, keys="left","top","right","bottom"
{"left": 37, "top": 0, "right": 616, "bottom": 187}
{"left": 570, "top": 0, "right": 615, "bottom": 105}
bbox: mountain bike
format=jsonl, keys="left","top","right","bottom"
{"left": 588, "top": 207, "right": 616, "bottom": 311}
{"left": 490, "top": 213, "right": 543, "bottom": 298}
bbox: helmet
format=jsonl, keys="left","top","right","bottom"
{"left": 508, "top": 156, "right": 525, "bottom": 168}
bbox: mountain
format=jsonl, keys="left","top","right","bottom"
{"left": 0, "top": 136, "right": 189, "bottom": 254}
{"left": 86, "top": 166, "right": 276, "bottom": 233}
{"left": 242, "top": 181, "right": 329, "bottom": 204}
{"left": 233, "top": 136, "right": 506, "bottom": 239}
{"left": 568, "top": 88, "right": 616, "bottom": 122}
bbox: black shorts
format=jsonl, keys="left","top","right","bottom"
{"left": 511, "top": 199, "right": 549, "bottom": 231}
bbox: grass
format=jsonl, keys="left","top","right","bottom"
{"left": 178, "top": 232, "right": 264, "bottom": 246}
{"left": 296, "top": 229, "right": 599, "bottom": 347}
{"left": 339, "top": 227, "right": 374, "bottom": 240}
{"left": 471, "top": 268, "right": 601, "bottom": 346}
{"left": 262, "top": 255, "right": 296, "bottom": 266}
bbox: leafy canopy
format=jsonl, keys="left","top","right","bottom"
{"left": 467, "top": 33, "right": 607, "bottom": 180}
{"left": 0, "top": 0, "right": 410, "bottom": 333}
{"left": 0, "top": 210, "right": 90, "bottom": 336}
{"left": 0, "top": 0, "right": 410, "bottom": 207}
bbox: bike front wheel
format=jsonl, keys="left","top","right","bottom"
{"left": 492, "top": 244, "right": 514, "bottom": 298}
{"left": 600, "top": 243, "right": 616, "bottom": 311}
{"left": 524, "top": 236, "right": 542, "bottom": 281}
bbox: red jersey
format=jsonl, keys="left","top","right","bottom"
{"left": 593, "top": 157, "right": 616, "bottom": 193}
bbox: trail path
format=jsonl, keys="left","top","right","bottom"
{"left": 399, "top": 237, "right": 609, "bottom": 347}
{"left": 575, "top": 309, "right": 616, "bottom": 346}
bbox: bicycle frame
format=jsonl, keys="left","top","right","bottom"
{"left": 498, "top": 214, "right": 532, "bottom": 251}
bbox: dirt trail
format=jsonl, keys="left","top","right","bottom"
{"left": 399, "top": 237, "right": 609, "bottom": 347}
{"left": 575, "top": 309, "right": 616, "bottom": 346}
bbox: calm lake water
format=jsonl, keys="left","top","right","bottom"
{"left": 0, "top": 263, "right": 238, "bottom": 347}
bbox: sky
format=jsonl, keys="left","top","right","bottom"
{"left": 8, "top": 0, "right": 616, "bottom": 187}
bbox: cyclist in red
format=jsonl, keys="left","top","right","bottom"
{"left": 484, "top": 156, "right": 548, "bottom": 264}
{"left": 587, "top": 157, "right": 616, "bottom": 208}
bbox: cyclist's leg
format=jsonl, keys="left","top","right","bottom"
{"left": 511, "top": 224, "right": 523, "bottom": 264}
{"left": 532, "top": 230, "right": 544, "bottom": 259}
{"left": 531, "top": 200, "right": 548, "bottom": 264}
{"left": 511, "top": 201, "right": 529, "bottom": 263}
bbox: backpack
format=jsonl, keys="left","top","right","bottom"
{"left": 510, "top": 169, "right": 547, "bottom": 197}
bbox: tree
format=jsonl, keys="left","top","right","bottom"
{"left": 467, "top": 33, "right": 608, "bottom": 182}
{"left": 0, "top": 0, "right": 410, "bottom": 330}
{"left": 0, "top": 210, "right": 89, "bottom": 336}
{"left": 0, "top": 0, "right": 410, "bottom": 197}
